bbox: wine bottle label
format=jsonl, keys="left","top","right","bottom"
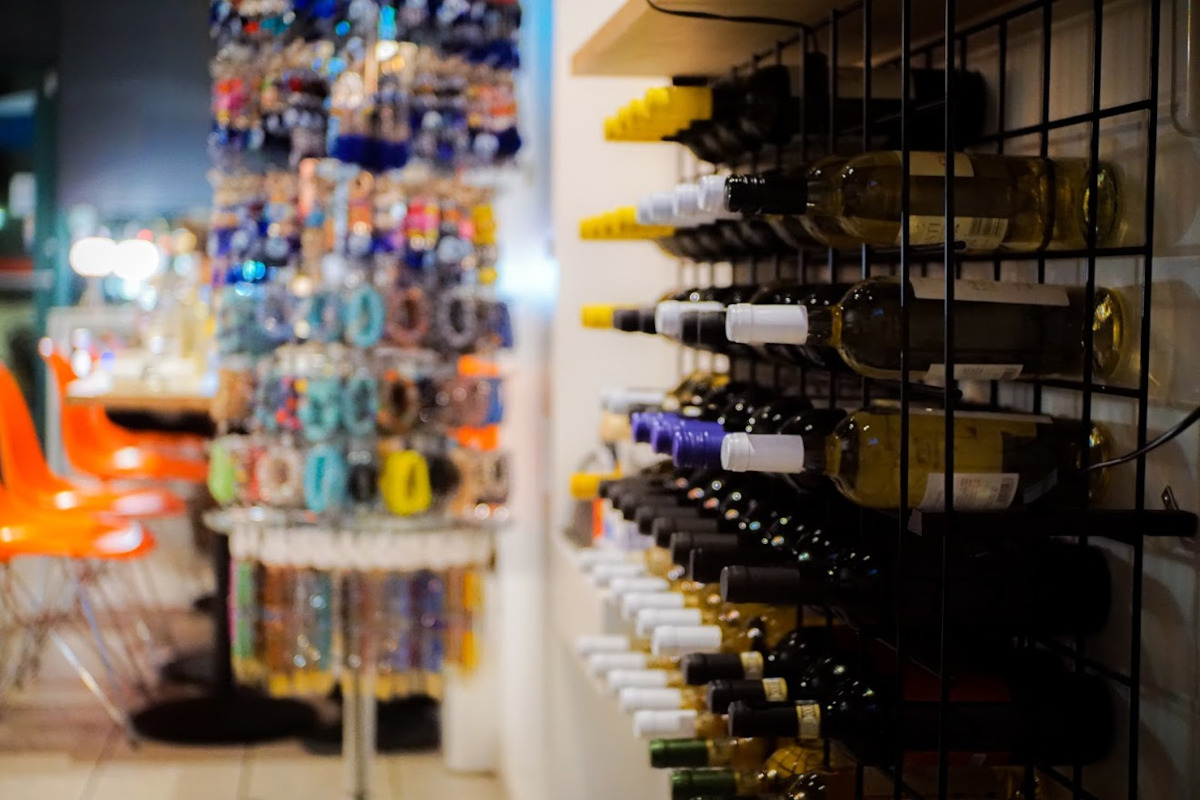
{"left": 762, "top": 677, "right": 788, "bottom": 702}
{"left": 919, "top": 472, "right": 1020, "bottom": 511}
{"left": 923, "top": 363, "right": 1024, "bottom": 381}
{"left": 795, "top": 703, "right": 821, "bottom": 740}
{"left": 907, "top": 214, "right": 1009, "bottom": 251}
{"left": 909, "top": 277, "right": 1071, "bottom": 306}
{"left": 739, "top": 651, "right": 764, "bottom": 680}
{"left": 903, "top": 154, "right": 1010, "bottom": 250}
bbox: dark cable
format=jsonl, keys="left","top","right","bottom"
{"left": 1080, "top": 405, "right": 1200, "bottom": 472}
{"left": 644, "top": 0, "right": 813, "bottom": 34}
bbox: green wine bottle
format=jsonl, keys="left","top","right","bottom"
{"left": 725, "top": 151, "right": 1119, "bottom": 253}
{"left": 724, "top": 277, "right": 1127, "bottom": 381}
{"left": 720, "top": 406, "right": 1109, "bottom": 510}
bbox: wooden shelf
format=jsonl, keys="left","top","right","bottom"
{"left": 572, "top": 0, "right": 813, "bottom": 78}
{"left": 571, "top": 0, "right": 1025, "bottom": 78}
{"left": 67, "top": 384, "right": 213, "bottom": 415}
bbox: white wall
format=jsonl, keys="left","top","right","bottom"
{"left": 543, "top": 3, "right": 684, "bottom": 800}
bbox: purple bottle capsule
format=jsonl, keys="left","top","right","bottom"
{"left": 632, "top": 412, "right": 672, "bottom": 444}
{"left": 672, "top": 423, "right": 728, "bottom": 469}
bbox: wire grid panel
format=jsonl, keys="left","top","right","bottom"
{"left": 691, "top": 0, "right": 1187, "bottom": 797}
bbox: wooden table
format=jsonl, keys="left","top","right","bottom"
{"left": 66, "top": 384, "right": 214, "bottom": 416}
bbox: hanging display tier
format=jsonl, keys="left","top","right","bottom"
{"left": 228, "top": 522, "right": 492, "bottom": 700}
{"left": 210, "top": 7, "right": 521, "bottom": 172}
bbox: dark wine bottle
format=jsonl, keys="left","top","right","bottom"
{"left": 720, "top": 538, "right": 1112, "bottom": 636}
{"left": 681, "top": 626, "right": 846, "bottom": 685}
{"left": 727, "top": 665, "right": 1113, "bottom": 766}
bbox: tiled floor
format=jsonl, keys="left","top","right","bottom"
{"left": 0, "top": 525, "right": 506, "bottom": 800}
{"left": 0, "top": 655, "right": 506, "bottom": 800}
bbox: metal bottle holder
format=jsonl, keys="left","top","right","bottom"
{"left": 675, "top": 1, "right": 1197, "bottom": 797}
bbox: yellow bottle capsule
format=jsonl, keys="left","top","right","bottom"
{"left": 580, "top": 304, "right": 623, "bottom": 329}
{"left": 570, "top": 471, "right": 619, "bottom": 500}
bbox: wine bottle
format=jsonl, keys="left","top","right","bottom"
{"left": 575, "top": 633, "right": 652, "bottom": 656}
{"left": 635, "top": 600, "right": 787, "bottom": 641}
{"left": 720, "top": 537, "right": 1112, "bottom": 635}
{"left": 649, "top": 736, "right": 772, "bottom": 770}
{"left": 587, "top": 650, "right": 678, "bottom": 677}
{"left": 724, "top": 151, "right": 1119, "bottom": 253}
{"left": 632, "top": 186, "right": 803, "bottom": 259}
{"left": 609, "top": 56, "right": 987, "bottom": 161}
{"left": 726, "top": 666, "right": 1114, "bottom": 766}
{"left": 681, "top": 626, "right": 847, "bottom": 685}
{"left": 608, "top": 667, "right": 689, "bottom": 692}
{"left": 620, "top": 585, "right": 725, "bottom": 620}
{"left": 652, "top": 604, "right": 798, "bottom": 656}
{"left": 782, "top": 767, "right": 1027, "bottom": 800}
{"left": 636, "top": 384, "right": 771, "bottom": 457}
{"left": 706, "top": 656, "right": 865, "bottom": 714}
{"left": 739, "top": 283, "right": 850, "bottom": 370}
{"left": 721, "top": 405, "right": 1110, "bottom": 509}
{"left": 634, "top": 708, "right": 728, "bottom": 740}
{"left": 668, "top": 749, "right": 827, "bottom": 800}
{"left": 725, "top": 277, "right": 1127, "bottom": 381}
{"left": 621, "top": 685, "right": 708, "bottom": 713}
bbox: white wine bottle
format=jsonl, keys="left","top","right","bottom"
{"left": 725, "top": 277, "right": 1127, "bottom": 381}
{"left": 725, "top": 151, "right": 1119, "bottom": 253}
{"left": 721, "top": 406, "right": 1110, "bottom": 510}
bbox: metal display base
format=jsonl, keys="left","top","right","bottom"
{"left": 301, "top": 696, "right": 441, "bottom": 756}
{"left": 131, "top": 692, "right": 318, "bottom": 745}
{"left": 134, "top": 535, "right": 317, "bottom": 745}
{"left": 160, "top": 650, "right": 215, "bottom": 687}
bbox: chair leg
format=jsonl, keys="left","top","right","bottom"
{"left": 6, "top": 567, "right": 137, "bottom": 741}
{"left": 71, "top": 564, "right": 155, "bottom": 695}
{"left": 0, "top": 563, "right": 55, "bottom": 692}
{"left": 0, "top": 569, "right": 33, "bottom": 713}
{"left": 122, "top": 557, "right": 179, "bottom": 657}
{"left": 68, "top": 567, "right": 127, "bottom": 696}
{"left": 45, "top": 627, "right": 137, "bottom": 742}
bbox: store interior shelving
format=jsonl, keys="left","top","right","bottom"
{"left": 549, "top": 0, "right": 1200, "bottom": 798}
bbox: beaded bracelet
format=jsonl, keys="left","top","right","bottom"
{"left": 434, "top": 292, "right": 480, "bottom": 352}
{"left": 298, "top": 376, "right": 342, "bottom": 441}
{"left": 378, "top": 371, "right": 422, "bottom": 434}
{"left": 348, "top": 459, "right": 380, "bottom": 504}
{"left": 304, "top": 443, "right": 349, "bottom": 514}
{"left": 208, "top": 438, "right": 240, "bottom": 506}
{"left": 474, "top": 450, "right": 511, "bottom": 503}
{"left": 379, "top": 450, "right": 434, "bottom": 517}
{"left": 255, "top": 444, "right": 306, "bottom": 507}
{"left": 256, "top": 286, "right": 296, "bottom": 343}
{"left": 300, "top": 290, "right": 344, "bottom": 343}
{"left": 341, "top": 371, "right": 379, "bottom": 437}
{"left": 385, "top": 285, "right": 433, "bottom": 348}
{"left": 342, "top": 284, "right": 386, "bottom": 348}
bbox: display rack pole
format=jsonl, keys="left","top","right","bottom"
{"left": 342, "top": 579, "right": 379, "bottom": 800}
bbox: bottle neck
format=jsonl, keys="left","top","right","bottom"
{"left": 724, "top": 174, "right": 811, "bottom": 216}
{"left": 800, "top": 434, "right": 828, "bottom": 473}
{"left": 803, "top": 174, "right": 837, "bottom": 218}
{"left": 803, "top": 304, "right": 838, "bottom": 348}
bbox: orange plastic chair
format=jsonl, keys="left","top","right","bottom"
{"left": 40, "top": 343, "right": 207, "bottom": 458}
{"left": 0, "top": 364, "right": 185, "bottom": 519}
{"left": 40, "top": 348, "right": 208, "bottom": 484}
{"left": 0, "top": 482, "right": 149, "bottom": 557}
{"left": 0, "top": 506, "right": 155, "bottom": 734}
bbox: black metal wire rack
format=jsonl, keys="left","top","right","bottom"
{"left": 670, "top": 0, "right": 1198, "bottom": 798}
